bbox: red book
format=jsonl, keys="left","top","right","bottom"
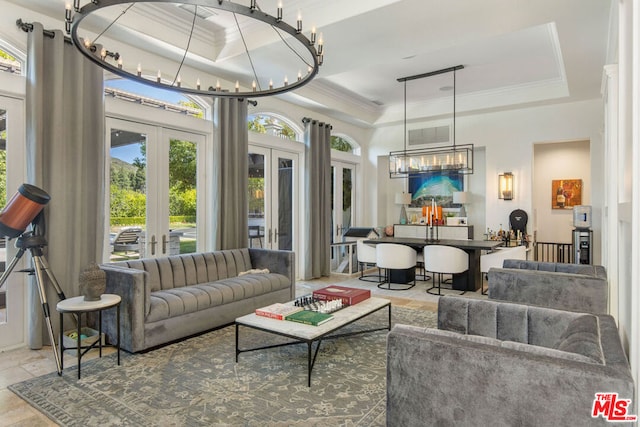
{"left": 312, "top": 286, "right": 371, "bottom": 306}
{"left": 255, "top": 303, "right": 303, "bottom": 320}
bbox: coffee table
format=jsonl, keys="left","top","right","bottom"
{"left": 235, "top": 297, "right": 391, "bottom": 387}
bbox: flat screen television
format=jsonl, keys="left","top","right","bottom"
{"left": 408, "top": 171, "right": 464, "bottom": 207}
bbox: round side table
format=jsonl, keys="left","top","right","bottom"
{"left": 56, "top": 294, "right": 121, "bottom": 379}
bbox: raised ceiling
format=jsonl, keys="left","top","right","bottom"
{"left": 10, "top": 0, "right": 613, "bottom": 127}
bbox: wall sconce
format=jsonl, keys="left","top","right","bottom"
{"left": 499, "top": 172, "right": 514, "bottom": 200}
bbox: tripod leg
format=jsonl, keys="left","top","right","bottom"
{"left": 34, "top": 255, "right": 66, "bottom": 301}
{"left": 31, "top": 255, "right": 62, "bottom": 375}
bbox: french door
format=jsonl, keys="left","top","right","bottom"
{"left": 106, "top": 118, "right": 205, "bottom": 260}
{"left": 248, "top": 146, "right": 298, "bottom": 252}
{"left": 331, "top": 160, "right": 356, "bottom": 243}
{"left": 0, "top": 95, "right": 26, "bottom": 349}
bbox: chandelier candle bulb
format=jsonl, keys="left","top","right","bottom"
{"left": 137, "top": 63, "right": 141, "bottom": 77}
{"left": 277, "top": 2, "right": 283, "bottom": 21}
{"left": 157, "top": 70, "right": 161, "bottom": 83}
{"left": 250, "top": 0, "right": 256, "bottom": 11}
{"left": 196, "top": 78, "right": 201, "bottom": 90}
{"left": 269, "top": 79, "right": 273, "bottom": 90}
{"left": 311, "top": 27, "right": 316, "bottom": 45}
{"left": 318, "top": 33, "right": 324, "bottom": 55}
{"left": 216, "top": 80, "right": 221, "bottom": 91}
{"left": 65, "top": 4, "right": 72, "bottom": 22}
{"left": 297, "top": 11, "right": 302, "bottom": 33}
{"left": 100, "top": 48, "right": 107, "bottom": 60}
{"left": 235, "top": 81, "right": 239, "bottom": 92}
{"left": 298, "top": 71, "right": 302, "bottom": 81}
{"left": 284, "top": 76, "right": 288, "bottom": 86}
{"left": 252, "top": 80, "right": 257, "bottom": 92}
{"left": 176, "top": 75, "right": 181, "bottom": 87}
{"left": 117, "top": 58, "right": 122, "bottom": 69}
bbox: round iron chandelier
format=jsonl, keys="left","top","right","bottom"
{"left": 66, "top": 0, "right": 324, "bottom": 97}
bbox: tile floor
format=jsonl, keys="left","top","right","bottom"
{"left": 0, "top": 273, "right": 484, "bottom": 426}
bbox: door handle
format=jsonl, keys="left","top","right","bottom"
{"left": 150, "top": 235, "right": 157, "bottom": 256}
{"left": 274, "top": 228, "right": 278, "bottom": 244}
{"left": 268, "top": 228, "right": 272, "bottom": 244}
{"left": 162, "top": 234, "right": 168, "bottom": 254}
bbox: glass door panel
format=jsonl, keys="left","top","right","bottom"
{"left": 108, "top": 124, "right": 149, "bottom": 261}
{"left": 0, "top": 96, "right": 26, "bottom": 349}
{"left": 275, "top": 156, "right": 294, "bottom": 250}
{"left": 248, "top": 147, "right": 297, "bottom": 252}
{"left": 166, "top": 130, "right": 203, "bottom": 255}
{"left": 248, "top": 150, "right": 266, "bottom": 248}
{"left": 331, "top": 161, "right": 355, "bottom": 242}
{"left": 330, "top": 161, "right": 356, "bottom": 274}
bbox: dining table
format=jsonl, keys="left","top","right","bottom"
{"left": 363, "top": 236, "right": 505, "bottom": 291}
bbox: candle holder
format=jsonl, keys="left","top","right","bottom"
{"left": 426, "top": 217, "right": 440, "bottom": 242}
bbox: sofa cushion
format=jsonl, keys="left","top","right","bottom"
{"left": 555, "top": 315, "right": 604, "bottom": 364}
{"left": 146, "top": 272, "right": 290, "bottom": 322}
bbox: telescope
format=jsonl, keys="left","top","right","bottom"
{"left": 0, "top": 184, "right": 66, "bottom": 374}
{"left": 0, "top": 183, "right": 50, "bottom": 238}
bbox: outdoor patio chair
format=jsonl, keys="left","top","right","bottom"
{"left": 110, "top": 227, "right": 142, "bottom": 255}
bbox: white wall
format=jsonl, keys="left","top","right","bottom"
{"left": 533, "top": 140, "right": 591, "bottom": 244}
{"left": 369, "top": 99, "right": 603, "bottom": 253}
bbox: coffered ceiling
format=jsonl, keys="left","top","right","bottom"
{"left": 11, "top": 0, "right": 614, "bottom": 127}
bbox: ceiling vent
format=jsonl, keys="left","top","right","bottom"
{"left": 408, "top": 125, "right": 450, "bottom": 146}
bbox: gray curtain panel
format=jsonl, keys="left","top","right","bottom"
{"left": 25, "top": 23, "right": 105, "bottom": 348}
{"left": 302, "top": 118, "right": 331, "bottom": 279}
{"left": 212, "top": 97, "right": 248, "bottom": 250}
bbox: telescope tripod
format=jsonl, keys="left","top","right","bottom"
{"left": 0, "top": 232, "right": 67, "bottom": 375}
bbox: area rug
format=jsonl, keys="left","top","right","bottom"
{"left": 9, "top": 306, "right": 436, "bottom": 427}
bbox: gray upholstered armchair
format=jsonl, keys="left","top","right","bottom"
{"left": 488, "top": 260, "right": 608, "bottom": 313}
{"left": 386, "top": 296, "right": 633, "bottom": 426}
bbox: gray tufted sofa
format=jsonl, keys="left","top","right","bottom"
{"left": 488, "top": 260, "right": 608, "bottom": 313}
{"left": 99, "top": 248, "right": 295, "bottom": 352}
{"left": 387, "top": 296, "right": 633, "bottom": 426}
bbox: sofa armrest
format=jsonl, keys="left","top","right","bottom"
{"left": 249, "top": 248, "right": 295, "bottom": 298}
{"left": 387, "top": 324, "right": 634, "bottom": 426}
{"left": 488, "top": 267, "right": 608, "bottom": 313}
{"left": 100, "top": 265, "right": 148, "bottom": 353}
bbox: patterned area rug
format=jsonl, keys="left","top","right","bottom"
{"left": 9, "top": 306, "right": 436, "bottom": 426}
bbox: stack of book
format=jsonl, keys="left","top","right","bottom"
{"left": 255, "top": 303, "right": 303, "bottom": 320}
{"left": 312, "top": 285, "right": 371, "bottom": 306}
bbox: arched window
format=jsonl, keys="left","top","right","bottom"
{"left": 0, "top": 44, "right": 24, "bottom": 75}
{"left": 248, "top": 113, "right": 302, "bottom": 142}
{"left": 331, "top": 134, "right": 361, "bottom": 155}
{"left": 104, "top": 77, "right": 208, "bottom": 119}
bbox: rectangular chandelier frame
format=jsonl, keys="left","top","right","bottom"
{"left": 389, "top": 143, "right": 474, "bottom": 178}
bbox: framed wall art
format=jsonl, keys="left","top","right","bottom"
{"left": 552, "top": 179, "right": 582, "bottom": 209}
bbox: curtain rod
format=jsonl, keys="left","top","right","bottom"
{"left": 16, "top": 19, "right": 72, "bottom": 44}
{"left": 302, "top": 117, "right": 332, "bottom": 129}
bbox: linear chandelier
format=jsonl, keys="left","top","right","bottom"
{"left": 389, "top": 65, "right": 474, "bottom": 178}
{"left": 66, "top": 0, "right": 324, "bottom": 97}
